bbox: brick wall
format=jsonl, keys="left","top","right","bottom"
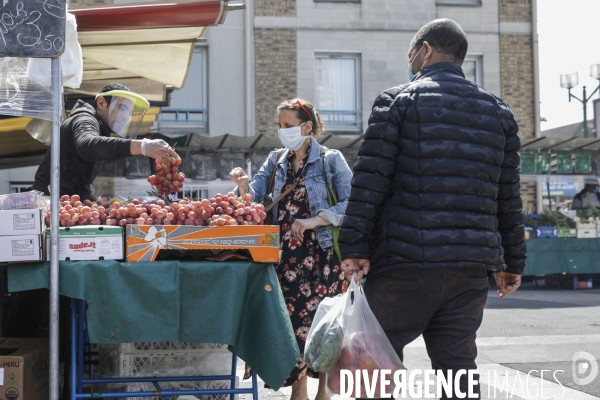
{"left": 254, "top": 28, "right": 297, "bottom": 136}
{"left": 255, "top": 0, "right": 296, "bottom": 17}
{"left": 254, "top": 0, "right": 298, "bottom": 136}
{"left": 500, "top": 34, "right": 535, "bottom": 139}
{"left": 520, "top": 181, "right": 537, "bottom": 215}
{"left": 499, "top": 0, "right": 532, "bottom": 23}
{"left": 499, "top": 0, "right": 537, "bottom": 210}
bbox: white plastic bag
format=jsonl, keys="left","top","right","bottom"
{"left": 304, "top": 293, "right": 346, "bottom": 373}
{"left": 325, "top": 278, "right": 405, "bottom": 398}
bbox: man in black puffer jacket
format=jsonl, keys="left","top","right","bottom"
{"left": 339, "top": 19, "right": 526, "bottom": 399}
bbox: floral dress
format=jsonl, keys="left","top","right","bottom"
{"left": 275, "top": 144, "right": 348, "bottom": 386}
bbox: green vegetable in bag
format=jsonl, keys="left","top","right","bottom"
{"left": 305, "top": 295, "right": 345, "bottom": 373}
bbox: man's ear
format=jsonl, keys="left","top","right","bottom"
{"left": 96, "top": 96, "right": 106, "bottom": 112}
{"left": 422, "top": 41, "right": 434, "bottom": 59}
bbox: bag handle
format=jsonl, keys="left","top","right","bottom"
{"left": 320, "top": 150, "right": 338, "bottom": 206}
{"left": 264, "top": 179, "right": 299, "bottom": 212}
{"left": 266, "top": 149, "right": 286, "bottom": 199}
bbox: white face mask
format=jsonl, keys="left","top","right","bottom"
{"left": 278, "top": 122, "right": 307, "bottom": 151}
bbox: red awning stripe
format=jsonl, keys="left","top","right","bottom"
{"left": 71, "top": 1, "right": 224, "bottom": 32}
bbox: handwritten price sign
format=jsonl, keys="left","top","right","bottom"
{"left": 0, "top": 0, "right": 66, "bottom": 58}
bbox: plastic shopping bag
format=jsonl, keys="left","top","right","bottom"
{"left": 304, "top": 292, "right": 346, "bottom": 373}
{"left": 326, "top": 278, "right": 405, "bottom": 398}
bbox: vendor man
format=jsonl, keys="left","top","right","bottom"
{"left": 32, "top": 82, "right": 180, "bottom": 199}
{"left": 8, "top": 83, "right": 180, "bottom": 339}
{"left": 571, "top": 178, "right": 600, "bottom": 210}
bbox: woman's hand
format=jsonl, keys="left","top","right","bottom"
{"left": 291, "top": 216, "right": 328, "bottom": 242}
{"left": 229, "top": 167, "right": 249, "bottom": 196}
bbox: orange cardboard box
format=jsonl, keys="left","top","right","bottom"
{"left": 126, "top": 225, "right": 280, "bottom": 263}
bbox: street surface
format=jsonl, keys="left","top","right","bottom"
{"left": 234, "top": 285, "right": 600, "bottom": 400}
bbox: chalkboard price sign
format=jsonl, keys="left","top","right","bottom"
{"left": 0, "top": 0, "right": 66, "bottom": 58}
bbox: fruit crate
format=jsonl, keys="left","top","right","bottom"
{"left": 99, "top": 342, "right": 233, "bottom": 400}
{"left": 126, "top": 225, "right": 280, "bottom": 263}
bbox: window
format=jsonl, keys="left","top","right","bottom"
{"left": 436, "top": 0, "right": 481, "bottom": 6}
{"left": 315, "top": 53, "right": 362, "bottom": 133}
{"left": 462, "top": 55, "right": 483, "bottom": 86}
{"left": 10, "top": 183, "right": 33, "bottom": 193}
{"left": 158, "top": 47, "right": 207, "bottom": 130}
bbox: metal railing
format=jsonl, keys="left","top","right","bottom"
{"left": 319, "top": 109, "right": 362, "bottom": 131}
{"left": 158, "top": 108, "right": 207, "bottom": 124}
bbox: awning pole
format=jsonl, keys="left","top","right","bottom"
{"left": 49, "top": 56, "right": 62, "bottom": 400}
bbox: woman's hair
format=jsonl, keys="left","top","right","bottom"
{"left": 277, "top": 98, "right": 325, "bottom": 137}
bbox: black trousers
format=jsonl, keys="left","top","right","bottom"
{"left": 362, "top": 266, "right": 489, "bottom": 400}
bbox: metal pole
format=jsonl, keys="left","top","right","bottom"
{"left": 546, "top": 175, "right": 552, "bottom": 211}
{"left": 583, "top": 86, "right": 589, "bottom": 138}
{"left": 49, "top": 56, "right": 62, "bottom": 400}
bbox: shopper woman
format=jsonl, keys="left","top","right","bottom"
{"left": 229, "top": 98, "right": 352, "bottom": 400}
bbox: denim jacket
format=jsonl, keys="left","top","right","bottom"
{"left": 247, "top": 138, "right": 353, "bottom": 249}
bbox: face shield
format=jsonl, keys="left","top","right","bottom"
{"left": 95, "top": 90, "right": 149, "bottom": 139}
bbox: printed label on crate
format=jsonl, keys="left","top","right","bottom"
{"left": 126, "top": 225, "right": 280, "bottom": 263}
{"left": 12, "top": 213, "right": 36, "bottom": 231}
{"left": 11, "top": 239, "right": 34, "bottom": 257}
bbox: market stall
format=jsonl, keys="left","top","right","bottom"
{"left": 0, "top": 1, "right": 297, "bottom": 399}
{"left": 8, "top": 260, "right": 300, "bottom": 398}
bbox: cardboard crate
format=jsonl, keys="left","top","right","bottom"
{"left": 577, "top": 229, "right": 597, "bottom": 239}
{"left": 574, "top": 278, "right": 593, "bottom": 290}
{"left": 0, "top": 337, "right": 48, "bottom": 400}
{"left": 576, "top": 221, "right": 596, "bottom": 230}
{"left": 0, "top": 209, "right": 43, "bottom": 236}
{"left": 556, "top": 228, "right": 577, "bottom": 238}
{"left": 126, "top": 225, "right": 280, "bottom": 263}
{"left": 46, "top": 226, "right": 124, "bottom": 261}
{"left": 0, "top": 234, "right": 44, "bottom": 263}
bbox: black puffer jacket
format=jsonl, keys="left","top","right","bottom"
{"left": 33, "top": 100, "right": 132, "bottom": 199}
{"left": 339, "top": 62, "right": 526, "bottom": 275}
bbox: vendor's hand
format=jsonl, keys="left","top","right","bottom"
{"left": 290, "top": 218, "right": 320, "bottom": 242}
{"left": 495, "top": 271, "right": 521, "bottom": 299}
{"left": 229, "top": 167, "right": 249, "bottom": 195}
{"left": 88, "top": 193, "right": 97, "bottom": 202}
{"left": 143, "top": 139, "right": 180, "bottom": 164}
{"left": 341, "top": 259, "right": 370, "bottom": 284}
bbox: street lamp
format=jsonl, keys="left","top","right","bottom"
{"left": 560, "top": 64, "right": 600, "bottom": 138}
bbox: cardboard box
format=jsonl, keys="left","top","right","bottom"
{"left": 574, "top": 278, "right": 593, "bottom": 290}
{"left": 46, "top": 226, "right": 124, "bottom": 261}
{"left": 556, "top": 228, "right": 577, "bottom": 238}
{"left": 126, "top": 225, "right": 280, "bottom": 263}
{"left": 0, "top": 337, "right": 48, "bottom": 400}
{"left": 0, "top": 235, "right": 44, "bottom": 263}
{"left": 536, "top": 226, "right": 556, "bottom": 238}
{"left": 576, "top": 221, "right": 596, "bottom": 230}
{"left": 0, "top": 209, "right": 43, "bottom": 236}
{"left": 577, "top": 229, "right": 597, "bottom": 239}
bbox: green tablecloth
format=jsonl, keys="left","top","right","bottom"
{"left": 7, "top": 260, "right": 299, "bottom": 390}
{"left": 525, "top": 238, "right": 600, "bottom": 275}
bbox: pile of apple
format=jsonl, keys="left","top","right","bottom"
{"left": 44, "top": 192, "right": 268, "bottom": 227}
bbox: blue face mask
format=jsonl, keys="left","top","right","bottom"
{"left": 407, "top": 46, "right": 425, "bottom": 82}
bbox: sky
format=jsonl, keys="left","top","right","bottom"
{"left": 537, "top": 0, "right": 600, "bottom": 130}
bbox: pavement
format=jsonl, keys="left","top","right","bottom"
{"left": 232, "top": 284, "right": 600, "bottom": 400}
